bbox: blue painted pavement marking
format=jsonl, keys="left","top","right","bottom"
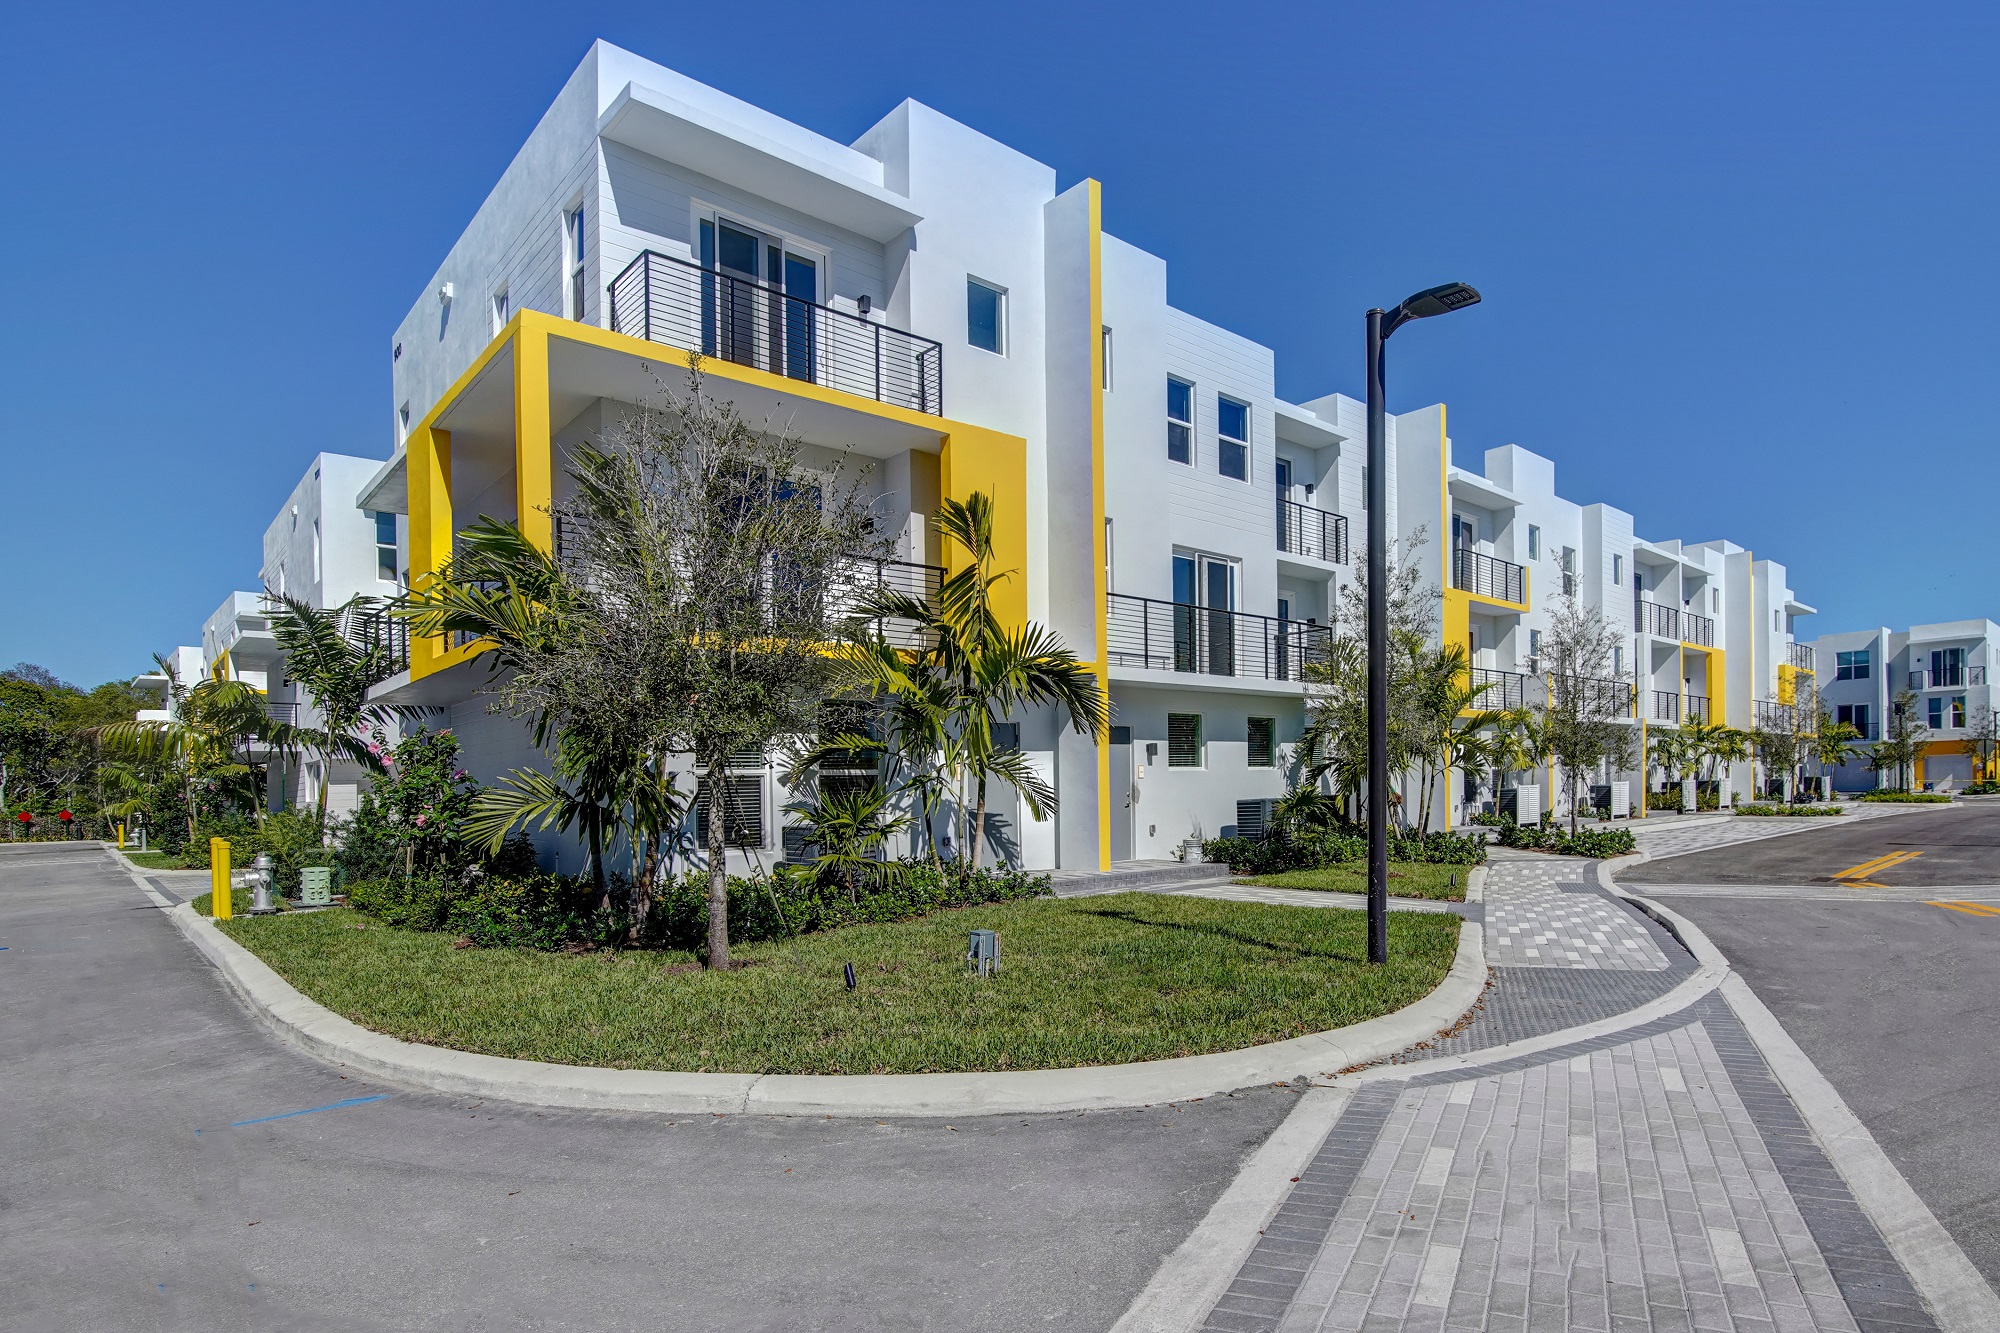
{"left": 220, "top": 1094, "right": 390, "bottom": 1129}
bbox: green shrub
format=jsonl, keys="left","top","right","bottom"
{"left": 1644, "top": 789, "right": 1683, "bottom": 813}
{"left": 1495, "top": 823, "right": 1635, "bottom": 857}
{"left": 446, "top": 871, "right": 609, "bottom": 950}
{"left": 642, "top": 861, "right": 1051, "bottom": 953}
{"left": 1202, "top": 827, "right": 1484, "bottom": 874}
{"left": 1735, "top": 803, "right": 1844, "bottom": 817}
{"left": 1964, "top": 782, "right": 2000, "bottom": 796}
{"left": 346, "top": 876, "right": 459, "bottom": 931}
{"left": 1857, "top": 790, "right": 1952, "bottom": 803}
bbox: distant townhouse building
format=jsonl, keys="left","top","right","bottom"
{"left": 340, "top": 39, "right": 1819, "bottom": 872}
{"left": 1812, "top": 620, "right": 1997, "bottom": 791}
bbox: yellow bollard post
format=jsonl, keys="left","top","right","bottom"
{"left": 211, "top": 838, "right": 232, "bottom": 919}
{"left": 117, "top": 822, "right": 126, "bottom": 849}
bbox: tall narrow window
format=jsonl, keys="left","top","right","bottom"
{"left": 1612, "top": 554, "right": 1623, "bottom": 585}
{"left": 966, "top": 277, "right": 1005, "bottom": 354}
{"left": 311, "top": 519, "right": 322, "bottom": 583}
{"left": 491, "top": 286, "right": 510, "bottom": 334}
{"left": 1953, "top": 696, "right": 1968, "bottom": 728}
{"left": 1217, "top": 397, "right": 1249, "bottom": 481}
{"left": 1100, "top": 326, "right": 1113, "bottom": 390}
{"left": 1167, "top": 377, "right": 1193, "bottom": 464}
{"left": 566, "top": 206, "right": 587, "bottom": 321}
{"left": 1247, "top": 717, "right": 1275, "bottom": 768}
{"left": 1528, "top": 629, "right": 1542, "bottom": 669}
{"left": 397, "top": 402, "right": 410, "bottom": 445}
{"left": 372, "top": 511, "right": 398, "bottom": 583}
{"left": 1167, "top": 713, "right": 1203, "bottom": 767}
{"left": 1929, "top": 697, "right": 1945, "bottom": 731}
{"left": 1527, "top": 525, "right": 1541, "bottom": 560}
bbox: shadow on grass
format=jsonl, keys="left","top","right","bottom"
{"left": 1069, "top": 904, "right": 1371, "bottom": 964}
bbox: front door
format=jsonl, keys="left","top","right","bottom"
{"left": 1203, "top": 557, "right": 1235, "bottom": 676}
{"left": 1109, "top": 726, "right": 1133, "bottom": 862}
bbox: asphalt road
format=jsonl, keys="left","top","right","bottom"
{"left": 0, "top": 843, "right": 1295, "bottom": 1332}
{"left": 1624, "top": 803, "right": 2000, "bottom": 1289}
{"left": 1621, "top": 801, "right": 2000, "bottom": 889}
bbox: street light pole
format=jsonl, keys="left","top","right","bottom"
{"left": 1364, "top": 282, "right": 1482, "bottom": 965}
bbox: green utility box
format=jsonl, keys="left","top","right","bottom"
{"left": 298, "top": 866, "right": 333, "bottom": 907}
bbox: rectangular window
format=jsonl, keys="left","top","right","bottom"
{"left": 371, "top": 511, "right": 398, "bottom": 583}
{"left": 397, "top": 402, "right": 410, "bottom": 444}
{"left": 1953, "top": 696, "right": 1967, "bottom": 728}
{"left": 695, "top": 775, "right": 764, "bottom": 848}
{"left": 1612, "top": 554, "right": 1623, "bottom": 585}
{"left": 1612, "top": 646, "right": 1623, "bottom": 676}
{"left": 1217, "top": 397, "right": 1249, "bottom": 481}
{"left": 566, "top": 206, "right": 587, "bottom": 321}
{"left": 966, "top": 277, "right": 1005, "bottom": 354}
{"left": 1247, "top": 717, "right": 1275, "bottom": 768}
{"left": 1528, "top": 525, "right": 1541, "bottom": 560}
{"left": 1528, "top": 629, "right": 1542, "bottom": 668}
{"left": 1101, "top": 326, "right": 1113, "bottom": 390}
{"left": 1167, "top": 713, "right": 1203, "bottom": 767}
{"left": 1167, "top": 377, "right": 1193, "bottom": 464}
{"left": 1849, "top": 703, "right": 1870, "bottom": 737}
{"left": 1836, "top": 649, "right": 1870, "bottom": 680}
{"left": 1929, "top": 697, "right": 1945, "bottom": 731}
{"left": 1559, "top": 547, "right": 1577, "bottom": 596}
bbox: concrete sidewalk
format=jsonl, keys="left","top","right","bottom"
{"left": 1120, "top": 822, "right": 2000, "bottom": 1333}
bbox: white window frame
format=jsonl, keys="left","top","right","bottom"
{"left": 563, "top": 202, "right": 588, "bottom": 322}
{"left": 1527, "top": 525, "right": 1541, "bottom": 560}
{"left": 688, "top": 201, "right": 833, "bottom": 299}
{"left": 491, "top": 285, "right": 510, "bottom": 335}
{"left": 1101, "top": 326, "right": 1113, "bottom": 390}
{"left": 1216, "top": 395, "right": 1251, "bottom": 482}
{"left": 966, "top": 276, "right": 1008, "bottom": 355}
{"left": 1167, "top": 712, "right": 1205, "bottom": 768}
{"left": 1167, "top": 376, "right": 1195, "bottom": 466}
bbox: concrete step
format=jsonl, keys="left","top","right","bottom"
{"left": 1047, "top": 859, "right": 1232, "bottom": 897}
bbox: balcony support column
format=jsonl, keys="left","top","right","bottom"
{"left": 408, "top": 422, "right": 453, "bottom": 679}
{"left": 514, "top": 323, "right": 553, "bottom": 553}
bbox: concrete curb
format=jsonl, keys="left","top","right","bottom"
{"left": 130, "top": 849, "right": 1488, "bottom": 1119}
{"left": 1602, "top": 837, "right": 2000, "bottom": 1330}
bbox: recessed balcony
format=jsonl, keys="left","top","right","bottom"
{"left": 608, "top": 251, "right": 944, "bottom": 416}
{"left": 1276, "top": 498, "right": 1348, "bottom": 564}
{"left": 1452, "top": 548, "right": 1526, "bottom": 605}
{"left": 1107, "top": 593, "right": 1331, "bottom": 684}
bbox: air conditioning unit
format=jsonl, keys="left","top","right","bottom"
{"left": 1236, "top": 798, "right": 1278, "bottom": 841}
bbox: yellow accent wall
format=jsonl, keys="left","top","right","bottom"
{"left": 1701, "top": 648, "right": 1726, "bottom": 723}
{"left": 514, "top": 323, "right": 552, "bottom": 553}
{"left": 938, "top": 425, "right": 1030, "bottom": 631}
{"left": 1085, "top": 181, "right": 1110, "bottom": 869}
{"left": 1777, "top": 662, "right": 1797, "bottom": 706}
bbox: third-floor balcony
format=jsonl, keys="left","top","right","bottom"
{"left": 1910, "top": 664, "right": 1985, "bottom": 690}
{"left": 1468, "top": 666, "right": 1543, "bottom": 710}
{"left": 608, "top": 251, "right": 945, "bottom": 416}
{"left": 1640, "top": 600, "right": 1679, "bottom": 639}
{"left": 1787, "top": 641, "right": 1815, "bottom": 671}
{"left": 1276, "top": 498, "right": 1348, "bottom": 564}
{"left": 1452, "top": 548, "right": 1525, "bottom": 605}
{"left": 1107, "top": 593, "right": 1331, "bottom": 683}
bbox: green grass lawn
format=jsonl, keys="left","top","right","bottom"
{"left": 122, "top": 850, "right": 182, "bottom": 869}
{"left": 1240, "top": 861, "right": 1470, "bottom": 901}
{"left": 214, "top": 893, "right": 1459, "bottom": 1075}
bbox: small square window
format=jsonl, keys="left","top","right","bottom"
{"left": 967, "top": 278, "right": 1005, "bottom": 354}
{"left": 1167, "top": 713, "right": 1203, "bottom": 767}
{"left": 1167, "top": 377, "right": 1193, "bottom": 465}
{"left": 1217, "top": 396, "right": 1249, "bottom": 481}
{"left": 1247, "top": 717, "right": 1275, "bottom": 768}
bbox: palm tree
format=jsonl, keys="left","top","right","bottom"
{"left": 95, "top": 654, "right": 272, "bottom": 847}
{"left": 784, "top": 782, "right": 911, "bottom": 902}
{"left": 1684, "top": 721, "right": 1750, "bottom": 799}
{"left": 264, "top": 593, "right": 425, "bottom": 835}
{"left": 847, "top": 493, "right": 1108, "bottom": 869}
{"left": 1810, "top": 709, "right": 1861, "bottom": 797}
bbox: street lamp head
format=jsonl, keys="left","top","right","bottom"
{"left": 1397, "top": 282, "right": 1482, "bottom": 321}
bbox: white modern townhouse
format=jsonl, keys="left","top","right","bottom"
{"left": 145, "top": 455, "right": 406, "bottom": 816}
{"left": 1812, "top": 620, "right": 1998, "bottom": 791}
{"left": 331, "top": 39, "right": 1818, "bottom": 873}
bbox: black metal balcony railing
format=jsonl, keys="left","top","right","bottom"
{"left": 608, "top": 251, "right": 944, "bottom": 416}
{"left": 1452, "top": 548, "right": 1526, "bottom": 604}
{"left": 1754, "top": 699, "right": 1797, "bottom": 730}
{"left": 1276, "top": 498, "right": 1348, "bottom": 564}
{"left": 346, "top": 612, "right": 410, "bottom": 675}
{"left": 1468, "top": 666, "right": 1543, "bottom": 710}
{"left": 262, "top": 700, "right": 300, "bottom": 727}
{"left": 831, "top": 558, "right": 945, "bottom": 649}
{"left": 1552, "top": 675, "right": 1635, "bottom": 718}
{"left": 1652, "top": 690, "right": 1681, "bottom": 723}
{"left": 1910, "top": 665, "right": 1984, "bottom": 689}
{"left": 1107, "top": 593, "right": 1332, "bottom": 683}
{"left": 1640, "top": 601, "right": 1679, "bottom": 639}
{"left": 1787, "top": 641, "right": 1815, "bottom": 671}
{"left": 1684, "top": 694, "right": 1710, "bottom": 725}
{"left": 1681, "top": 609, "right": 1716, "bottom": 646}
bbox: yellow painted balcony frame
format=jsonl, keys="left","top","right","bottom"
{"left": 403, "top": 309, "right": 1029, "bottom": 683}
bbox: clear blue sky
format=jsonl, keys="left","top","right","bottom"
{"left": 4, "top": 1, "right": 1995, "bottom": 686}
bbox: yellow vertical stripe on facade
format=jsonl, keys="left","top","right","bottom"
{"left": 514, "top": 324, "right": 552, "bottom": 552}
{"left": 1086, "top": 180, "right": 1112, "bottom": 871}
{"left": 408, "top": 422, "right": 453, "bottom": 679}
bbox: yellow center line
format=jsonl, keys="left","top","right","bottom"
{"left": 1929, "top": 901, "right": 2000, "bottom": 917}
{"left": 1833, "top": 850, "right": 1923, "bottom": 881}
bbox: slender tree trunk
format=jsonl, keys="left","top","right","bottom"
{"left": 705, "top": 755, "right": 730, "bottom": 970}
{"left": 969, "top": 773, "right": 989, "bottom": 870}
{"left": 589, "top": 813, "right": 607, "bottom": 908}
{"left": 316, "top": 753, "right": 330, "bottom": 840}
